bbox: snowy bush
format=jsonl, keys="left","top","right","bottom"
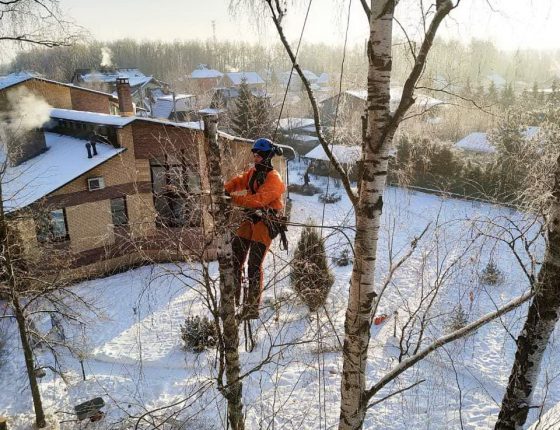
{"left": 447, "top": 304, "right": 469, "bottom": 332}
{"left": 479, "top": 259, "right": 503, "bottom": 285}
{"left": 318, "top": 192, "right": 341, "bottom": 204}
{"left": 332, "top": 248, "right": 351, "bottom": 267}
{"left": 180, "top": 315, "right": 217, "bottom": 353}
{"left": 291, "top": 224, "right": 334, "bottom": 312}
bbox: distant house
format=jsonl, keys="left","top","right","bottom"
{"left": 223, "top": 72, "right": 265, "bottom": 89}
{"left": 321, "top": 88, "right": 444, "bottom": 128}
{"left": 304, "top": 144, "right": 361, "bottom": 179}
{"left": 455, "top": 127, "right": 540, "bottom": 154}
{"left": 277, "top": 117, "right": 319, "bottom": 154}
{"left": 151, "top": 94, "right": 197, "bottom": 121}
{"left": 277, "top": 70, "right": 320, "bottom": 91}
{"left": 0, "top": 71, "right": 119, "bottom": 115}
{"left": 71, "top": 67, "right": 159, "bottom": 100}
{"left": 72, "top": 67, "right": 196, "bottom": 121}
{"left": 189, "top": 64, "right": 223, "bottom": 92}
{"left": 454, "top": 132, "right": 496, "bottom": 154}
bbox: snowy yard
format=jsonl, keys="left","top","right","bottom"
{"left": 1, "top": 162, "right": 559, "bottom": 429}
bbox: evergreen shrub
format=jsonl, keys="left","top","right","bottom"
{"left": 291, "top": 224, "right": 334, "bottom": 312}
{"left": 180, "top": 315, "right": 217, "bottom": 353}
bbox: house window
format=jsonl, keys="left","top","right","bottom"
{"left": 110, "top": 197, "right": 128, "bottom": 226}
{"left": 150, "top": 154, "right": 202, "bottom": 228}
{"left": 37, "top": 208, "right": 69, "bottom": 242}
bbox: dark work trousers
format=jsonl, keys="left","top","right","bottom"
{"left": 231, "top": 235, "right": 268, "bottom": 309}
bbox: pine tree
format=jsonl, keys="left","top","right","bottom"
{"left": 230, "top": 78, "right": 273, "bottom": 140}
{"left": 291, "top": 223, "right": 334, "bottom": 312}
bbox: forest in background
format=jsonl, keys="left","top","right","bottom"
{"left": 3, "top": 38, "right": 559, "bottom": 92}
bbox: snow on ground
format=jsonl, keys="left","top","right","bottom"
{"left": 1, "top": 160, "right": 559, "bottom": 429}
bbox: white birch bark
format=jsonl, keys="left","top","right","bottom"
{"left": 202, "top": 116, "right": 244, "bottom": 430}
{"left": 339, "top": 2, "right": 454, "bottom": 428}
{"left": 263, "top": 1, "right": 455, "bottom": 428}
{"left": 496, "top": 155, "right": 560, "bottom": 430}
{"left": 338, "top": 4, "right": 394, "bottom": 428}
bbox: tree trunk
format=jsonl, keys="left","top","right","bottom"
{"left": 339, "top": 3, "right": 395, "bottom": 429}
{"left": 495, "top": 155, "right": 560, "bottom": 429}
{"left": 13, "top": 296, "right": 47, "bottom": 428}
{"left": 0, "top": 187, "right": 46, "bottom": 429}
{"left": 202, "top": 116, "right": 244, "bottom": 430}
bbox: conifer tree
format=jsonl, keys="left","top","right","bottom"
{"left": 291, "top": 223, "right": 334, "bottom": 312}
{"left": 230, "top": 78, "right": 273, "bottom": 139}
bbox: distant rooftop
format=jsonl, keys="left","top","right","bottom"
{"left": 191, "top": 65, "right": 223, "bottom": 79}
{"left": 304, "top": 144, "right": 361, "bottom": 164}
{"left": 0, "top": 71, "right": 116, "bottom": 98}
{"left": 73, "top": 68, "right": 154, "bottom": 88}
{"left": 226, "top": 71, "right": 265, "bottom": 86}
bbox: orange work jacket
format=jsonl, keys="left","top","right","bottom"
{"left": 224, "top": 167, "right": 286, "bottom": 246}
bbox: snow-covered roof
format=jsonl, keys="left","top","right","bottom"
{"left": 226, "top": 72, "right": 265, "bottom": 86}
{"left": 343, "top": 88, "right": 443, "bottom": 109}
{"left": 191, "top": 66, "right": 223, "bottom": 79}
{"left": 50, "top": 108, "right": 206, "bottom": 131}
{"left": 317, "top": 72, "right": 329, "bottom": 85}
{"left": 177, "top": 121, "right": 204, "bottom": 130}
{"left": 0, "top": 72, "right": 117, "bottom": 98}
{"left": 78, "top": 68, "right": 154, "bottom": 88}
{"left": 304, "top": 144, "right": 361, "bottom": 164}
{"left": 455, "top": 132, "right": 495, "bottom": 153}
{"left": 278, "top": 117, "right": 316, "bottom": 131}
{"left": 50, "top": 108, "right": 136, "bottom": 127}
{"left": 152, "top": 94, "right": 196, "bottom": 119}
{"left": 455, "top": 127, "right": 541, "bottom": 154}
{"left": 291, "top": 134, "right": 319, "bottom": 142}
{"left": 2, "top": 133, "right": 125, "bottom": 213}
{"left": 0, "top": 71, "right": 36, "bottom": 90}
{"left": 198, "top": 107, "right": 223, "bottom": 115}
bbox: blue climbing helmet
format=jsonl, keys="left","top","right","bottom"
{"left": 252, "top": 138, "right": 274, "bottom": 153}
{"left": 252, "top": 138, "right": 283, "bottom": 157}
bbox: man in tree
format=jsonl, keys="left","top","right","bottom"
{"left": 225, "top": 138, "right": 285, "bottom": 320}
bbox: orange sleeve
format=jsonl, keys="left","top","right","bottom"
{"left": 232, "top": 170, "right": 286, "bottom": 209}
{"left": 225, "top": 169, "right": 251, "bottom": 193}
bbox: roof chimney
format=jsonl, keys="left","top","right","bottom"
{"left": 116, "top": 77, "right": 134, "bottom": 116}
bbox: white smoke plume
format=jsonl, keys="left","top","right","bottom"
{"left": 101, "top": 47, "right": 113, "bottom": 67}
{"left": 6, "top": 87, "right": 52, "bottom": 133}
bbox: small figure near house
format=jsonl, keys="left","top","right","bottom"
{"left": 225, "top": 138, "right": 286, "bottom": 320}
{"left": 303, "top": 168, "right": 310, "bottom": 186}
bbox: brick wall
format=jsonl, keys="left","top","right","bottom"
{"left": 66, "top": 200, "right": 114, "bottom": 253}
{"left": 22, "top": 80, "right": 72, "bottom": 109}
{"left": 70, "top": 87, "right": 111, "bottom": 113}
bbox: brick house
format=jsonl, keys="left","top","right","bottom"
{"left": 0, "top": 72, "right": 119, "bottom": 115}
{"left": 2, "top": 77, "right": 287, "bottom": 281}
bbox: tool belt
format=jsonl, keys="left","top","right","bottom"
{"left": 244, "top": 209, "right": 289, "bottom": 251}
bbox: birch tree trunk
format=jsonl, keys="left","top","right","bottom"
{"left": 339, "top": 4, "right": 394, "bottom": 429}
{"left": 495, "top": 155, "right": 560, "bottom": 430}
{"left": 202, "top": 116, "right": 244, "bottom": 430}
{"left": 262, "top": 1, "right": 454, "bottom": 428}
{"left": 339, "top": 1, "right": 454, "bottom": 428}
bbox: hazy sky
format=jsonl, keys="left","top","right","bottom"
{"left": 60, "top": 0, "right": 559, "bottom": 51}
